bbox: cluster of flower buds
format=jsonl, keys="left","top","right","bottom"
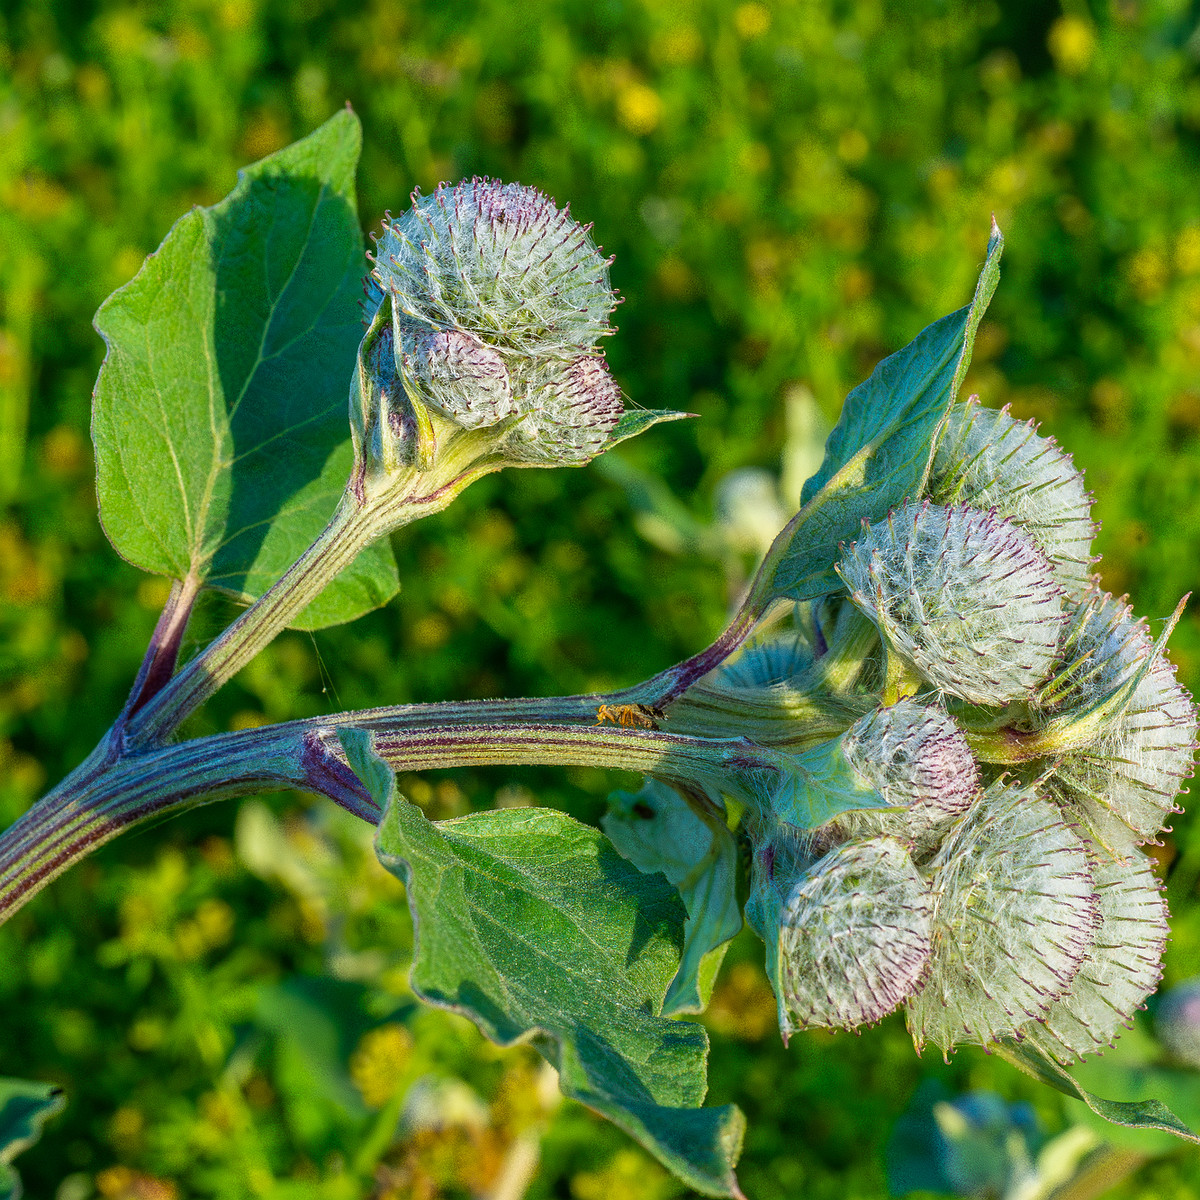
{"left": 740, "top": 400, "right": 1196, "bottom": 1062}
{"left": 356, "top": 178, "right": 624, "bottom": 474}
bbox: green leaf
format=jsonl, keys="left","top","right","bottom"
{"left": 0, "top": 1077, "right": 65, "bottom": 1200}
{"left": 375, "top": 793, "right": 745, "bottom": 1196}
{"left": 92, "top": 109, "right": 398, "bottom": 630}
{"left": 592, "top": 452, "right": 714, "bottom": 557}
{"left": 603, "top": 408, "right": 693, "bottom": 450}
{"left": 757, "top": 733, "right": 889, "bottom": 830}
{"left": 603, "top": 779, "right": 743, "bottom": 1016}
{"left": 994, "top": 1038, "right": 1200, "bottom": 1146}
{"left": 338, "top": 726, "right": 396, "bottom": 810}
{"left": 745, "top": 223, "right": 1003, "bottom": 611}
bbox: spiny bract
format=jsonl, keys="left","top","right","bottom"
{"left": 905, "top": 782, "right": 1098, "bottom": 1057}
{"left": 371, "top": 178, "right": 617, "bottom": 357}
{"left": 1038, "top": 589, "right": 1198, "bottom": 850}
{"left": 401, "top": 324, "right": 515, "bottom": 430}
{"left": 773, "top": 836, "right": 933, "bottom": 1035}
{"left": 836, "top": 699, "right": 980, "bottom": 854}
{"left": 838, "top": 501, "right": 1066, "bottom": 704}
{"left": 719, "top": 631, "right": 814, "bottom": 689}
{"left": 930, "top": 400, "right": 1096, "bottom": 592}
{"left": 364, "top": 179, "right": 626, "bottom": 465}
{"left": 1023, "top": 849, "right": 1167, "bottom": 1062}
{"left": 508, "top": 354, "right": 624, "bottom": 463}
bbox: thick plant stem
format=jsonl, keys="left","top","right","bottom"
{"left": 126, "top": 455, "right": 504, "bottom": 748}
{"left": 125, "top": 499, "right": 377, "bottom": 747}
{"left": 326, "top": 682, "right": 855, "bottom": 748}
{"left": 0, "top": 714, "right": 765, "bottom": 926}
{"left": 367, "top": 721, "right": 750, "bottom": 780}
{"left": 634, "top": 602, "right": 762, "bottom": 707}
{"left": 0, "top": 726, "right": 311, "bottom": 925}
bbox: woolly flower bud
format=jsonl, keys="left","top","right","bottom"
{"left": 838, "top": 502, "right": 1066, "bottom": 704}
{"left": 371, "top": 178, "right": 617, "bottom": 357}
{"left": 836, "top": 699, "right": 980, "bottom": 854}
{"left": 509, "top": 354, "right": 624, "bottom": 463}
{"left": 931, "top": 400, "right": 1096, "bottom": 591}
{"left": 1024, "top": 849, "right": 1167, "bottom": 1062}
{"left": 773, "top": 837, "right": 933, "bottom": 1035}
{"left": 1156, "top": 979, "right": 1200, "bottom": 1068}
{"left": 1040, "top": 590, "right": 1197, "bottom": 849}
{"left": 401, "top": 324, "right": 515, "bottom": 430}
{"left": 906, "top": 782, "right": 1098, "bottom": 1057}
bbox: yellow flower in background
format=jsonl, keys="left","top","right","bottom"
{"left": 351, "top": 1023, "right": 414, "bottom": 1108}
{"left": 1048, "top": 15, "right": 1097, "bottom": 75}
{"left": 838, "top": 128, "right": 869, "bottom": 165}
{"left": 1127, "top": 247, "right": 1168, "bottom": 301}
{"left": 617, "top": 82, "right": 662, "bottom": 135}
{"left": 651, "top": 24, "right": 703, "bottom": 66}
{"left": 1177, "top": 227, "right": 1200, "bottom": 276}
{"left": 734, "top": 3, "right": 771, "bottom": 39}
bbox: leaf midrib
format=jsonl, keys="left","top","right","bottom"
{"left": 187, "top": 177, "right": 336, "bottom": 579}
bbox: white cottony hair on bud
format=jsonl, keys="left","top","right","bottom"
{"left": 837, "top": 699, "right": 980, "bottom": 854}
{"left": 372, "top": 179, "right": 617, "bottom": 357}
{"left": 509, "top": 354, "right": 624, "bottom": 463}
{"left": 401, "top": 324, "right": 516, "bottom": 430}
{"left": 838, "top": 502, "right": 1066, "bottom": 704}
{"left": 362, "top": 181, "right": 627, "bottom": 466}
{"left": 906, "top": 782, "right": 1099, "bottom": 1057}
{"left": 777, "top": 837, "right": 933, "bottom": 1034}
{"left": 931, "top": 400, "right": 1097, "bottom": 591}
{"left": 1040, "top": 590, "right": 1198, "bottom": 848}
{"left": 1024, "top": 848, "right": 1167, "bottom": 1062}
{"left": 719, "top": 632, "right": 814, "bottom": 689}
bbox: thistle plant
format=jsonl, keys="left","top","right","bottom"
{"left": 2, "top": 111, "right": 1199, "bottom": 1197}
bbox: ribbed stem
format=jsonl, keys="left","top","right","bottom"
{"left": 0, "top": 714, "right": 768, "bottom": 926}
{"left": 369, "top": 721, "right": 746, "bottom": 780}
{"left": 126, "top": 499, "right": 376, "bottom": 747}
{"left": 0, "top": 726, "right": 309, "bottom": 925}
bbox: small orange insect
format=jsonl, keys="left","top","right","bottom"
{"left": 595, "top": 703, "right": 666, "bottom": 730}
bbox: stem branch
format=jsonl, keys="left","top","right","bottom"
{"left": 0, "top": 711, "right": 768, "bottom": 925}
{"left": 127, "top": 499, "right": 376, "bottom": 747}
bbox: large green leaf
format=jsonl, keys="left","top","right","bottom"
{"left": 0, "top": 1077, "right": 64, "bottom": 1200}
{"left": 744, "top": 223, "right": 1003, "bottom": 611}
{"left": 603, "top": 779, "right": 743, "bottom": 1016}
{"left": 343, "top": 729, "right": 744, "bottom": 1197}
{"left": 92, "top": 109, "right": 397, "bottom": 630}
{"left": 994, "top": 1038, "right": 1200, "bottom": 1147}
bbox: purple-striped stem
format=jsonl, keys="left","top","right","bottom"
{"left": 0, "top": 705, "right": 842, "bottom": 926}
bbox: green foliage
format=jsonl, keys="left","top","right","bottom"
{"left": 762, "top": 730, "right": 890, "bottom": 829}
{"left": 604, "top": 408, "right": 694, "bottom": 450}
{"left": 886, "top": 1083, "right": 1042, "bottom": 1199}
{"left": 0, "top": 1077, "right": 63, "bottom": 1200}
{"left": 749, "top": 223, "right": 1002, "bottom": 608}
{"left": 367, "top": 744, "right": 745, "bottom": 1196}
{"left": 996, "top": 1038, "right": 1200, "bottom": 1148}
{"left": 93, "top": 109, "right": 397, "bottom": 630}
{"left": 602, "top": 778, "right": 742, "bottom": 1017}
{"left": 5, "top": 2, "right": 1200, "bottom": 1198}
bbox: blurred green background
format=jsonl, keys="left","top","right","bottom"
{"left": 3, "top": 0, "right": 1200, "bottom": 1196}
